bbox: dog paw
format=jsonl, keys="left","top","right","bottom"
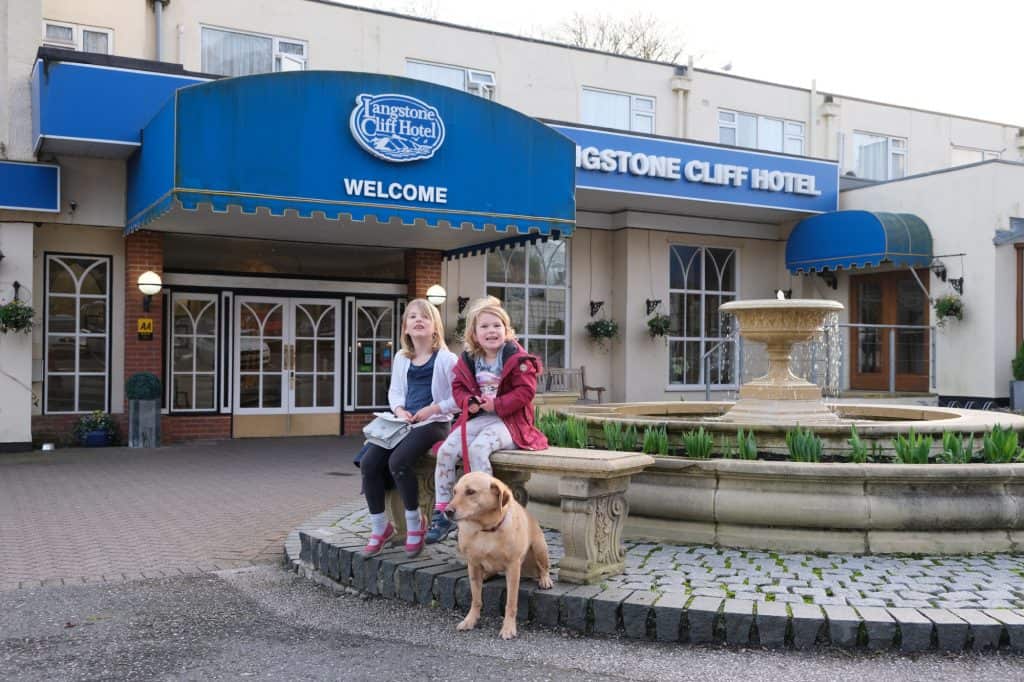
{"left": 456, "top": 616, "right": 478, "bottom": 631}
{"left": 499, "top": 624, "right": 518, "bottom": 640}
{"left": 538, "top": 575, "right": 553, "bottom": 589}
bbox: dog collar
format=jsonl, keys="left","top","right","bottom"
{"left": 481, "top": 510, "right": 509, "bottom": 533}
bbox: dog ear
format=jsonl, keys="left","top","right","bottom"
{"left": 491, "top": 481, "right": 511, "bottom": 512}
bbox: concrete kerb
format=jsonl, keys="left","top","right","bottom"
{"left": 285, "top": 505, "right": 1024, "bottom": 653}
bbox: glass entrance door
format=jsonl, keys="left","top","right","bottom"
{"left": 234, "top": 296, "right": 340, "bottom": 436}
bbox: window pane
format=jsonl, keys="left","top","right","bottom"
{"left": 278, "top": 40, "right": 305, "bottom": 55}
{"left": 80, "top": 299, "right": 106, "bottom": 333}
{"left": 294, "top": 375, "right": 314, "bottom": 408}
{"left": 633, "top": 96, "right": 654, "bottom": 112}
{"left": 45, "top": 24, "right": 74, "bottom": 42}
{"left": 528, "top": 289, "right": 547, "bottom": 335}
{"left": 202, "top": 27, "right": 273, "bottom": 77}
{"left": 406, "top": 60, "right": 465, "bottom": 90}
{"left": 890, "top": 152, "right": 906, "bottom": 179}
{"left": 79, "top": 261, "right": 107, "bottom": 295}
{"left": 79, "top": 337, "right": 106, "bottom": 372}
{"left": 174, "top": 375, "right": 194, "bottom": 410}
{"left": 529, "top": 241, "right": 566, "bottom": 286}
{"left": 195, "top": 375, "right": 215, "bottom": 410}
{"left": 631, "top": 113, "right": 653, "bottom": 134}
{"left": 47, "top": 337, "right": 76, "bottom": 372}
{"left": 784, "top": 137, "right": 803, "bottom": 155}
{"left": 785, "top": 121, "right": 804, "bottom": 137}
{"left": 48, "top": 261, "right": 76, "bottom": 294}
{"left": 737, "top": 114, "right": 757, "bottom": 148}
{"left": 82, "top": 30, "right": 109, "bottom": 54}
{"left": 196, "top": 337, "right": 216, "bottom": 372}
{"left": 547, "top": 339, "right": 565, "bottom": 370}
{"left": 669, "top": 341, "right": 700, "bottom": 384}
{"left": 670, "top": 245, "right": 701, "bottom": 290}
{"left": 78, "top": 376, "right": 105, "bottom": 411}
{"left": 757, "top": 117, "right": 783, "bottom": 152}
{"left": 719, "top": 127, "right": 736, "bottom": 146}
{"left": 317, "top": 340, "right": 335, "bottom": 372}
{"left": 262, "top": 374, "right": 282, "bottom": 408}
{"left": 239, "top": 374, "right": 260, "bottom": 408}
{"left": 46, "top": 375, "right": 74, "bottom": 412}
{"left": 316, "top": 375, "right": 334, "bottom": 407}
{"left": 706, "top": 248, "right": 736, "bottom": 291}
{"left": 718, "top": 110, "right": 736, "bottom": 124}
{"left": 854, "top": 132, "right": 887, "bottom": 181}
{"left": 48, "top": 297, "right": 75, "bottom": 333}
{"left": 582, "top": 89, "right": 630, "bottom": 131}
{"left": 501, "top": 287, "right": 525, "bottom": 334}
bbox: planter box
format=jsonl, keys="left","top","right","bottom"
{"left": 1011, "top": 380, "right": 1024, "bottom": 411}
{"left": 128, "top": 399, "right": 161, "bottom": 448}
{"left": 82, "top": 430, "right": 110, "bottom": 447}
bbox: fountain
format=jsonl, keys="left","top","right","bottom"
{"left": 534, "top": 295, "right": 1024, "bottom": 554}
{"left": 718, "top": 297, "right": 844, "bottom": 425}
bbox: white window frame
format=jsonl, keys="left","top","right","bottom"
{"left": 485, "top": 240, "right": 570, "bottom": 371}
{"left": 43, "top": 254, "right": 112, "bottom": 414}
{"left": 169, "top": 292, "right": 219, "bottom": 413}
{"left": 950, "top": 145, "right": 1001, "bottom": 167}
{"left": 581, "top": 87, "right": 655, "bottom": 133}
{"left": 200, "top": 25, "right": 308, "bottom": 77}
{"left": 718, "top": 109, "right": 805, "bottom": 155}
{"left": 405, "top": 59, "right": 496, "bottom": 100}
{"left": 667, "top": 245, "right": 739, "bottom": 390}
{"left": 42, "top": 20, "right": 113, "bottom": 54}
{"left": 852, "top": 131, "right": 908, "bottom": 181}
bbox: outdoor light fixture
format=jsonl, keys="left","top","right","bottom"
{"left": 137, "top": 270, "right": 162, "bottom": 312}
{"left": 425, "top": 284, "right": 447, "bottom": 306}
{"left": 930, "top": 259, "right": 948, "bottom": 282}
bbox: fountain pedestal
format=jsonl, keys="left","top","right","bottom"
{"left": 720, "top": 299, "right": 844, "bottom": 425}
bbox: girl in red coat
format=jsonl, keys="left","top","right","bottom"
{"left": 425, "top": 296, "right": 548, "bottom": 543}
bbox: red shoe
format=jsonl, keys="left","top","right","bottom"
{"left": 362, "top": 522, "right": 395, "bottom": 557}
{"left": 405, "top": 513, "right": 428, "bottom": 558}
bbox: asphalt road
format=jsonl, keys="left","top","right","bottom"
{"left": 3, "top": 564, "right": 1022, "bottom": 681}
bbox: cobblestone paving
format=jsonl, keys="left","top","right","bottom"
{"left": 333, "top": 508, "right": 1024, "bottom": 611}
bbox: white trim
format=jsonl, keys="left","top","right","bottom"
{"left": 162, "top": 272, "right": 406, "bottom": 295}
{"left": 42, "top": 19, "right": 113, "bottom": 54}
{"left": 169, "top": 292, "right": 220, "bottom": 413}
{"left": 38, "top": 133, "right": 142, "bottom": 147}
{"left": 580, "top": 87, "right": 657, "bottom": 134}
{"left": 573, "top": 183, "right": 829, "bottom": 216}
{"left": 200, "top": 24, "right": 308, "bottom": 76}
{"left": 47, "top": 59, "right": 211, "bottom": 81}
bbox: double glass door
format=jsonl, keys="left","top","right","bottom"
{"left": 234, "top": 297, "right": 340, "bottom": 416}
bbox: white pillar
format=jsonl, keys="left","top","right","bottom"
{"left": 0, "top": 222, "right": 35, "bottom": 448}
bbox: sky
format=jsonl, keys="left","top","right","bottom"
{"left": 337, "top": 0, "right": 1023, "bottom": 126}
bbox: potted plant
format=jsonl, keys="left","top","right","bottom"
{"left": 1011, "top": 344, "right": 1024, "bottom": 411}
{"left": 0, "top": 298, "right": 34, "bottom": 334}
{"left": 933, "top": 294, "right": 963, "bottom": 326}
{"left": 126, "top": 372, "right": 162, "bottom": 448}
{"left": 73, "top": 411, "right": 118, "bottom": 447}
{"left": 647, "top": 313, "right": 671, "bottom": 340}
{"left": 584, "top": 318, "right": 619, "bottom": 350}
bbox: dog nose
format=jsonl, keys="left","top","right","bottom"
{"left": 443, "top": 507, "right": 456, "bottom": 521}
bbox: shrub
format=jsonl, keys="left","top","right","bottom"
{"left": 126, "top": 372, "right": 162, "bottom": 400}
{"left": 939, "top": 431, "right": 974, "bottom": 464}
{"left": 892, "top": 429, "right": 933, "bottom": 464}
{"left": 620, "top": 424, "right": 640, "bottom": 452}
{"left": 564, "top": 415, "right": 588, "bottom": 449}
{"left": 681, "top": 427, "right": 713, "bottom": 459}
{"left": 72, "top": 410, "right": 118, "bottom": 445}
{"left": 1013, "top": 344, "right": 1024, "bottom": 382}
{"left": 642, "top": 425, "right": 669, "bottom": 455}
{"left": 786, "top": 426, "right": 822, "bottom": 463}
{"left": 982, "top": 425, "right": 1021, "bottom": 463}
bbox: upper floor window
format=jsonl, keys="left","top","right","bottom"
{"left": 42, "top": 20, "right": 112, "bottom": 54}
{"left": 581, "top": 88, "right": 654, "bottom": 134}
{"left": 405, "top": 60, "right": 496, "bottom": 99}
{"left": 852, "top": 132, "right": 906, "bottom": 181}
{"left": 201, "top": 26, "right": 307, "bottom": 77}
{"left": 718, "top": 110, "right": 804, "bottom": 155}
{"left": 950, "top": 145, "right": 1000, "bottom": 168}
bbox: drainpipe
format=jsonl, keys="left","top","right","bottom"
{"left": 671, "top": 57, "right": 693, "bottom": 138}
{"left": 153, "top": 0, "right": 169, "bottom": 62}
{"left": 177, "top": 24, "right": 185, "bottom": 64}
{"left": 820, "top": 95, "right": 840, "bottom": 160}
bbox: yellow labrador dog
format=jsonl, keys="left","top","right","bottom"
{"left": 445, "top": 471, "right": 553, "bottom": 639}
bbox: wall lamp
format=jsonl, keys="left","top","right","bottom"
{"left": 425, "top": 284, "right": 447, "bottom": 306}
{"left": 137, "top": 270, "right": 163, "bottom": 312}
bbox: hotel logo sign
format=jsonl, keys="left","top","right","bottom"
{"left": 349, "top": 93, "right": 446, "bottom": 163}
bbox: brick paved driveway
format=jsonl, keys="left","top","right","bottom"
{"left": 0, "top": 436, "right": 363, "bottom": 590}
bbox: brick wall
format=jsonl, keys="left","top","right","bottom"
{"left": 405, "top": 249, "right": 442, "bottom": 300}
{"left": 124, "top": 231, "right": 164, "bottom": 403}
{"left": 32, "top": 413, "right": 128, "bottom": 446}
{"left": 343, "top": 412, "right": 375, "bottom": 434}
{"left": 163, "top": 415, "right": 232, "bottom": 443}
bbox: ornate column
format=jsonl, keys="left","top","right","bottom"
{"left": 556, "top": 475, "right": 631, "bottom": 584}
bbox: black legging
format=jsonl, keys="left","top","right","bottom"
{"left": 361, "top": 421, "right": 448, "bottom": 515}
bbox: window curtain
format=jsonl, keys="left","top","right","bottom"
{"left": 202, "top": 28, "right": 273, "bottom": 77}
{"left": 856, "top": 137, "right": 887, "bottom": 180}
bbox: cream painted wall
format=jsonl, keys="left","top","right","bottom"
{"left": 0, "top": 223, "right": 35, "bottom": 443}
{"left": 32, "top": 224, "right": 126, "bottom": 415}
{"left": 2, "top": 0, "right": 40, "bottom": 160}
{"left": 838, "top": 162, "right": 1024, "bottom": 398}
{"left": 39, "top": 0, "right": 1024, "bottom": 175}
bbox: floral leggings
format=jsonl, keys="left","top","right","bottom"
{"left": 434, "top": 414, "right": 514, "bottom": 504}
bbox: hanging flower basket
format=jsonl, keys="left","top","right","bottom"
{"left": 0, "top": 299, "right": 34, "bottom": 334}
{"left": 585, "top": 318, "right": 619, "bottom": 349}
{"left": 647, "top": 313, "right": 671, "bottom": 339}
{"left": 933, "top": 294, "right": 963, "bottom": 327}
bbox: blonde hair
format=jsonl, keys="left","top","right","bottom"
{"left": 463, "top": 295, "right": 516, "bottom": 356}
{"left": 399, "top": 298, "right": 448, "bottom": 356}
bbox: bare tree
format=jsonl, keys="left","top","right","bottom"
{"left": 545, "top": 12, "right": 687, "bottom": 63}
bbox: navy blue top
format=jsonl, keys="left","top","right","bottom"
{"left": 404, "top": 351, "right": 437, "bottom": 414}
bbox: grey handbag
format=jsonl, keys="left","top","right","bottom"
{"left": 363, "top": 415, "right": 411, "bottom": 450}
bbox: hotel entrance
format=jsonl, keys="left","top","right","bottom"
{"left": 233, "top": 297, "right": 342, "bottom": 437}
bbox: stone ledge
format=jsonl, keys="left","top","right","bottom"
{"left": 287, "top": 519, "right": 1024, "bottom": 652}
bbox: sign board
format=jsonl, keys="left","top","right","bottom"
{"left": 137, "top": 317, "right": 154, "bottom": 340}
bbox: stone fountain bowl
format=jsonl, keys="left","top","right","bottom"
{"left": 719, "top": 298, "right": 844, "bottom": 344}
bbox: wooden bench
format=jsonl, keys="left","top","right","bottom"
{"left": 385, "top": 447, "right": 654, "bottom": 584}
{"left": 538, "top": 365, "right": 606, "bottom": 403}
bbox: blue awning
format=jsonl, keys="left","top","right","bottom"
{"left": 786, "top": 210, "right": 933, "bottom": 273}
{"left": 125, "top": 71, "right": 574, "bottom": 250}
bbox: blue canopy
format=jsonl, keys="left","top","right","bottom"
{"left": 126, "top": 71, "right": 575, "bottom": 250}
{"left": 786, "top": 210, "right": 933, "bottom": 273}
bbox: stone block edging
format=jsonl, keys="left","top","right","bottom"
{"left": 285, "top": 510, "right": 1024, "bottom": 653}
